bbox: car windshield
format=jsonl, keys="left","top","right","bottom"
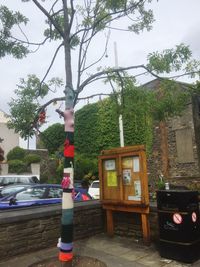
{"left": 91, "top": 182, "right": 99, "bottom": 188}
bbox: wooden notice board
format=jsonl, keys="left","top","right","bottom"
{"left": 99, "top": 145, "right": 150, "bottom": 244}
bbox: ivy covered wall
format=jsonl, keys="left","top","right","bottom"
{"left": 74, "top": 87, "right": 154, "bottom": 158}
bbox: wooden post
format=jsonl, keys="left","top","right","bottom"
{"left": 106, "top": 209, "right": 114, "bottom": 236}
{"left": 141, "top": 213, "right": 150, "bottom": 245}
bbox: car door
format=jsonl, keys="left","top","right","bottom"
{"left": 7, "top": 186, "right": 47, "bottom": 208}
{"left": 44, "top": 186, "right": 62, "bottom": 204}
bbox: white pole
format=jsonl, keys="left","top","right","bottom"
{"left": 114, "top": 42, "right": 124, "bottom": 147}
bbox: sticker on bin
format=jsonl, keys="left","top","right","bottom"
{"left": 192, "top": 212, "right": 197, "bottom": 223}
{"left": 173, "top": 213, "right": 182, "bottom": 224}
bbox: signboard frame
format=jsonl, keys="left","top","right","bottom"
{"left": 99, "top": 145, "right": 150, "bottom": 244}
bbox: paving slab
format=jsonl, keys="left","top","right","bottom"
{"left": 0, "top": 234, "right": 199, "bottom": 267}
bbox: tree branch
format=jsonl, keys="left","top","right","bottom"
{"left": 49, "top": 0, "right": 60, "bottom": 14}
{"left": 69, "top": 0, "right": 75, "bottom": 33}
{"left": 76, "top": 30, "right": 87, "bottom": 91}
{"left": 32, "top": 0, "right": 64, "bottom": 38}
{"left": 77, "top": 93, "right": 112, "bottom": 101}
{"left": 81, "top": 30, "right": 110, "bottom": 74}
{"left": 40, "top": 42, "right": 64, "bottom": 86}
{"left": 168, "top": 70, "right": 200, "bottom": 80}
{"left": 78, "top": 65, "right": 161, "bottom": 93}
{"left": 11, "top": 35, "right": 50, "bottom": 47}
{"left": 70, "top": 0, "right": 145, "bottom": 43}
{"left": 38, "top": 97, "right": 65, "bottom": 112}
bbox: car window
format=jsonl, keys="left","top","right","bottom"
{"left": 3, "top": 177, "right": 18, "bottom": 185}
{"left": 0, "top": 176, "right": 39, "bottom": 186}
{"left": 0, "top": 177, "right": 4, "bottom": 185}
{"left": 17, "top": 177, "right": 28, "bottom": 184}
{"left": 48, "top": 187, "right": 62, "bottom": 198}
{"left": 15, "top": 187, "right": 46, "bottom": 201}
{"left": 91, "top": 182, "right": 99, "bottom": 188}
{"left": 1, "top": 186, "right": 26, "bottom": 197}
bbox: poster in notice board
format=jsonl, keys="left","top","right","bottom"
{"left": 123, "top": 169, "right": 131, "bottom": 185}
{"left": 104, "top": 159, "right": 116, "bottom": 171}
{"left": 107, "top": 171, "right": 118, "bottom": 187}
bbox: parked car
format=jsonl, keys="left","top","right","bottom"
{"left": 88, "top": 180, "right": 100, "bottom": 199}
{"left": 0, "top": 184, "right": 92, "bottom": 210}
{"left": 0, "top": 175, "right": 39, "bottom": 191}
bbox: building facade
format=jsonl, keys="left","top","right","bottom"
{"left": 0, "top": 109, "right": 20, "bottom": 159}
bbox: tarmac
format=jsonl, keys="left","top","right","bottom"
{"left": 0, "top": 233, "right": 199, "bottom": 267}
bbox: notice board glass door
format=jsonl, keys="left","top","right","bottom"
{"left": 121, "top": 155, "right": 143, "bottom": 203}
{"left": 101, "top": 157, "right": 122, "bottom": 201}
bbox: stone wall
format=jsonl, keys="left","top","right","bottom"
{"left": 167, "top": 104, "right": 199, "bottom": 178}
{"left": 193, "top": 95, "right": 200, "bottom": 175}
{"left": 0, "top": 201, "right": 158, "bottom": 262}
{"left": 0, "top": 201, "right": 103, "bottom": 261}
{"left": 147, "top": 101, "right": 200, "bottom": 191}
{"left": 113, "top": 205, "right": 158, "bottom": 241}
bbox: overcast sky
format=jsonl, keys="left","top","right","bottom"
{"left": 1, "top": 0, "right": 200, "bottom": 147}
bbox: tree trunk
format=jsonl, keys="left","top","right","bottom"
{"left": 58, "top": 1, "right": 75, "bottom": 266}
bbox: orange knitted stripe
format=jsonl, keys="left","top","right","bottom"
{"left": 59, "top": 252, "right": 73, "bottom": 262}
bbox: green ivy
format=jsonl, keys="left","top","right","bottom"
{"left": 75, "top": 79, "right": 193, "bottom": 157}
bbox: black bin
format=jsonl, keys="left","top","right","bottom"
{"left": 157, "top": 190, "right": 200, "bottom": 263}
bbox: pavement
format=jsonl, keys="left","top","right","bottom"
{"left": 0, "top": 233, "right": 199, "bottom": 267}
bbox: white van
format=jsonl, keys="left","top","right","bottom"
{"left": 88, "top": 180, "right": 100, "bottom": 199}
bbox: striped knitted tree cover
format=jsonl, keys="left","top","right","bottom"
{"left": 58, "top": 108, "right": 74, "bottom": 263}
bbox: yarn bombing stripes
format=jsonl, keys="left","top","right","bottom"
{"left": 58, "top": 108, "right": 74, "bottom": 263}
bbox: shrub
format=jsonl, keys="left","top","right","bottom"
{"left": 7, "top": 147, "right": 26, "bottom": 161}
{"left": 24, "top": 154, "right": 41, "bottom": 165}
{"left": 74, "top": 153, "right": 98, "bottom": 181}
{"left": 8, "top": 159, "right": 27, "bottom": 174}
